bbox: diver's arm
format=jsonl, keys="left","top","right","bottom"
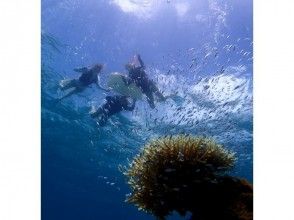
{"left": 73, "top": 67, "right": 88, "bottom": 73}
{"left": 137, "top": 54, "right": 145, "bottom": 69}
{"left": 96, "top": 76, "right": 110, "bottom": 92}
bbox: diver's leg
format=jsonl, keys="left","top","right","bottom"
{"left": 97, "top": 115, "right": 108, "bottom": 126}
{"left": 145, "top": 91, "right": 156, "bottom": 109}
{"left": 150, "top": 81, "right": 166, "bottom": 102}
{"left": 154, "top": 90, "right": 166, "bottom": 102}
{"left": 59, "top": 79, "right": 77, "bottom": 91}
{"left": 138, "top": 80, "right": 155, "bottom": 109}
{"left": 90, "top": 104, "right": 111, "bottom": 126}
{"left": 58, "top": 88, "right": 80, "bottom": 101}
{"left": 97, "top": 109, "right": 111, "bottom": 126}
{"left": 90, "top": 107, "right": 104, "bottom": 118}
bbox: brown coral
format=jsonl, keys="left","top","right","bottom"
{"left": 124, "top": 135, "right": 252, "bottom": 220}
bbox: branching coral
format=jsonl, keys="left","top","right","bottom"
{"left": 124, "top": 135, "right": 252, "bottom": 220}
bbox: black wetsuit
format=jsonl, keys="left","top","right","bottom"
{"left": 78, "top": 69, "right": 98, "bottom": 87}
{"left": 129, "top": 68, "right": 154, "bottom": 94}
{"left": 91, "top": 95, "right": 136, "bottom": 126}
{"left": 126, "top": 54, "right": 164, "bottom": 108}
{"left": 128, "top": 68, "right": 164, "bottom": 108}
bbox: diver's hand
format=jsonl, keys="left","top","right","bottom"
{"left": 96, "top": 83, "right": 111, "bottom": 92}
{"left": 103, "top": 88, "right": 111, "bottom": 92}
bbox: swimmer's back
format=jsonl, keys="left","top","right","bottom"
{"left": 78, "top": 70, "right": 98, "bottom": 86}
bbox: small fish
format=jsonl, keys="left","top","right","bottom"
{"left": 203, "top": 85, "right": 210, "bottom": 90}
{"left": 234, "top": 85, "right": 241, "bottom": 90}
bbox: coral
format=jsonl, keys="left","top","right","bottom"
{"left": 187, "top": 176, "right": 253, "bottom": 220}
{"left": 124, "top": 135, "right": 252, "bottom": 220}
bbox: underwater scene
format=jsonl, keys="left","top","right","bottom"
{"left": 42, "top": 0, "right": 253, "bottom": 219}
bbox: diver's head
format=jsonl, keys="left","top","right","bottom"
{"left": 92, "top": 64, "right": 104, "bottom": 73}
{"left": 125, "top": 63, "right": 136, "bottom": 72}
{"left": 126, "top": 54, "right": 145, "bottom": 72}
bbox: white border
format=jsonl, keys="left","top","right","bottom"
{"left": 1, "top": 0, "right": 294, "bottom": 219}
{"left": 0, "top": 1, "right": 40, "bottom": 220}
{"left": 255, "top": 0, "right": 294, "bottom": 219}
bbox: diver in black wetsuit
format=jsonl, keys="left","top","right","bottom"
{"left": 90, "top": 95, "right": 136, "bottom": 126}
{"left": 125, "top": 54, "right": 166, "bottom": 109}
{"left": 58, "top": 63, "right": 108, "bottom": 101}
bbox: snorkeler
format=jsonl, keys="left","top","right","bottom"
{"left": 90, "top": 95, "right": 136, "bottom": 126}
{"left": 125, "top": 54, "right": 166, "bottom": 109}
{"left": 58, "top": 63, "right": 109, "bottom": 101}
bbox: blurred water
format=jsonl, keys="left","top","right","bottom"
{"left": 42, "top": 0, "right": 252, "bottom": 219}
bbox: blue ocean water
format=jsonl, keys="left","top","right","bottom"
{"left": 41, "top": 0, "right": 253, "bottom": 219}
